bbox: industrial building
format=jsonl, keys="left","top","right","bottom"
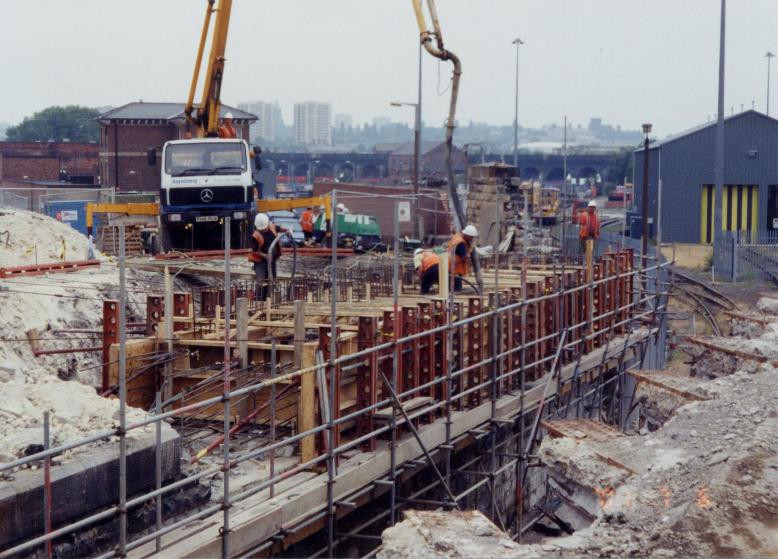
{"left": 634, "top": 110, "right": 778, "bottom": 244}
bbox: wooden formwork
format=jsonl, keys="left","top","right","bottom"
{"left": 104, "top": 249, "right": 638, "bottom": 466}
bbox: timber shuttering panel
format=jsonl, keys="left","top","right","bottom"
{"left": 700, "top": 185, "right": 759, "bottom": 244}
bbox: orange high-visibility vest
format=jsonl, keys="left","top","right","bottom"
{"left": 577, "top": 210, "right": 600, "bottom": 239}
{"left": 300, "top": 210, "right": 315, "bottom": 233}
{"left": 419, "top": 252, "right": 440, "bottom": 275}
{"left": 248, "top": 224, "right": 281, "bottom": 263}
{"left": 218, "top": 124, "right": 237, "bottom": 139}
{"left": 448, "top": 233, "right": 472, "bottom": 276}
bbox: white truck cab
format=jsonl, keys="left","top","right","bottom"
{"left": 151, "top": 138, "right": 258, "bottom": 251}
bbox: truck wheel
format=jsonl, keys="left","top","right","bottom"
{"left": 150, "top": 234, "right": 162, "bottom": 256}
{"left": 158, "top": 225, "right": 173, "bottom": 254}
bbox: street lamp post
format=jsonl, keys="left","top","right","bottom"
{"left": 766, "top": 51, "right": 775, "bottom": 115}
{"left": 512, "top": 38, "right": 524, "bottom": 169}
{"left": 641, "top": 123, "right": 653, "bottom": 267}
{"left": 391, "top": 101, "right": 421, "bottom": 238}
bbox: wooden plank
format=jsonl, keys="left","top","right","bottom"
{"left": 723, "top": 310, "right": 773, "bottom": 326}
{"left": 374, "top": 396, "right": 434, "bottom": 420}
{"left": 686, "top": 336, "right": 776, "bottom": 364}
{"left": 175, "top": 339, "right": 296, "bottom": 351}
{"left": 298, "top": 342, "right": 317, "bottom": 464}
{"left": 628, "top": 371, "right": 710, "bottom": 402}
{"left": 108, "top": 337, "right": 158, "bottom": 409}
{"left": 236, "top": 298, "right": 249, "bottom": 367}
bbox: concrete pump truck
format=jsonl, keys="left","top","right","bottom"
{"left": 148, "top": 0, "right": 256, "bottom": 251}
{"left": 87, "top": 0, "right": 332, "bottom": 253}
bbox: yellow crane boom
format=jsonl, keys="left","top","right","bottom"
{"left": 185, "top": 0, "right": 234, "bottom": 137}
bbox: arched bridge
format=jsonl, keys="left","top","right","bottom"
{"left": 261, "top": 152, "right": 388, "bottom": 182}
{"left": 261, "top": 151, "right": 614, "bottom": 184}
{"left": 475, "top": 153, "right": 614, "bottom": 184}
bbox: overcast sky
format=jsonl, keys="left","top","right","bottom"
{"left": 2, "top": 0, "right": 777, "bottom": 137}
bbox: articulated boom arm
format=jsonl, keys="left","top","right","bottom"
{"left": 185, "top": 0, "right": 234, "bottom": 137}
{"left": 411, "top": 0, "right": 482, "bottom": 289}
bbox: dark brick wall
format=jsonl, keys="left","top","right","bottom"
{"left": 0, "top": 142, "right": 98, "bottom": 181}
{"left": 313, "top": 182, "right": 453, "bottom": 239}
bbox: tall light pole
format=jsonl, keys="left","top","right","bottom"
{"left": 512, "top": 38, "right": 524, "bottom": 169}
{"left": 766, "top": 51, "right": 775, "bottom": 115}
{"left": 391, "top": 101, "right": 421, "bottom": 238}
{"left": 641, "top": 123, "right": 653, "bottom": 266}
{"left": 417, "top": 40, "right": 423, "bottom": 186}
{"left": 713, "top": 0, "right": 725, "bottom": 269}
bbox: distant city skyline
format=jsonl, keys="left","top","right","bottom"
{"left": 2, "top": 1, "right": 776, "bottom": 138}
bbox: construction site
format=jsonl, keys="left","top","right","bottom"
{"left": 3, "top": 1, "right": 778, "bottom": 558}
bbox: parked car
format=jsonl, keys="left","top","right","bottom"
{"left": 268, "top": 211, "right": 304, "bottom": 247}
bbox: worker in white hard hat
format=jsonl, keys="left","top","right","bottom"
{"left": 575, "top": 200, "right": 601, "bottom": 254}
{"left": 218, "top": 111, "right": 237, "bottom": 139}
{"left": 248, "top": 213, "right": 282, "bottom": 300}
{"left": 414, "top": 248, "right": 441, "bottom": 294}
{"left": 336, "top": 202, "right": 350, "bottom": 214}
{"left": 448, "top": 224, "right": 478, "bottom": 292}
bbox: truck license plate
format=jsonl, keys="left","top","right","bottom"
{"left": 195, "top": 215, "right": 219, "bottom": 223}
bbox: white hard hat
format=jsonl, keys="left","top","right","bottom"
{"left": 587, "top": 200, "right": 597, "bottom": 208}
{"left": 414, "top": 248, "right": 424, "bottom": 256}
{"left": 254, "top": 213, "right": 269, "bottom": 230}
{"left": 462, "top": 225, "right": 478, "bottom": 237}
{"left": 337, "top": 203, "right": 346, "bottom": 211}
{"left": 224, "top": 112, "right": 234, "bottom": 119}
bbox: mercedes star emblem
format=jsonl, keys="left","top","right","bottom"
{"left": 200, "top": 188, "right": 214, "bottom": 203}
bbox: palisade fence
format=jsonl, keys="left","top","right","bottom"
{"left": 0, "top": 189, "right": 29, "bottom": 210}
{"left": 716, "top": 230, "right": 778, "bottom": 283}
{"left": 0, "top": 187, "right": 116, "bottom": 213}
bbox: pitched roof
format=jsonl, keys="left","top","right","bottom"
{"left": 390, "top": 141, "right": 447, "bottom": 156}
{"left": 634, "top": 110, "right": 778, "bottom": 152}
{"left": 97, "top": 102, "right": 257, "bottom": 123}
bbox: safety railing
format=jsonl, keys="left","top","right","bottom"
{"left": 0, "top": 232, "right": 671, "bottom": 558}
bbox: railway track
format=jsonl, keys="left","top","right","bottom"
{"left": 669, "top": 267, "right": 738, "bottom": 335}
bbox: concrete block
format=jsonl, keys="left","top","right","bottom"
{"left": 0, "top": 424, "right": 180, "bottom": 548}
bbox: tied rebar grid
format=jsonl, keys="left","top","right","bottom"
{"left": 0, "top": 241, "right": 671, "bottom": 558}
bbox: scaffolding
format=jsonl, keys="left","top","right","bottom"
{"left": 0, "top": 192, "right": 672, "bottom": 559}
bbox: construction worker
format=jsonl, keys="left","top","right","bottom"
{"left": 310, "top": 206, "right": 324, "bottom": 245}
{"left": 218, "top": 112, "right": 237, "bottom": 139}
{"left": 448, "top": 225, "right": 478, "bottom": 292}
{"left": 576, "top": 200, "right": 601, "bottom": 253}
{"left": 414, "top": 248, "right": 440, "bottom": 294}
{"left": 249, "top": 213, "right": 282, "bottom": 300}
{"left": 300, "top": 206, "right": 315, "bottom": 244}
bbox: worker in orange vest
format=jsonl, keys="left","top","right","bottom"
{"left": 218, "top": 112, "right": 238, "bottom": 139}
{"left": 575, "top": 200, "right": 601, "bottom": 252}
{"left": 414, "top": 248, "right": 440, "bottom": 294}
{"left": 248, "top": 213, "right": 283, "bottom": 300}
{"left": 300, "top": 206, "right": 315, "bottom": 244}
{"left": 448, "top": 224, "right": 478, "bottom": 292}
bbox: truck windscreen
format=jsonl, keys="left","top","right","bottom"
{"left": 165, "top": 143, "right": 247, "bottom": 177}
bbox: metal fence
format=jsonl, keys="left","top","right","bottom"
{"left": 0, "top": 227, "right": 672, "bottom": 558}
{"left": 0, "top": 189, "right": 30, "bottom": 210}
{"left": 716, "top": 230, "right": 778, "bottom": 283}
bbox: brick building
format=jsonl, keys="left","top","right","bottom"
{"left": 97, "top": 102, "right": 256, "bottom": 192}
{"left": 313, "top": 182, "right": 454, "bottom": 240}
{"left": 0, "top": 141, "right": 99, "bottom": 186}
{"left": 388, "top": 141, "right": 466, "bottom": 183}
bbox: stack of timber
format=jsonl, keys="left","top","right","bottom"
{"left": 98, "top": 224, "right": 144, "bottom": 256}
